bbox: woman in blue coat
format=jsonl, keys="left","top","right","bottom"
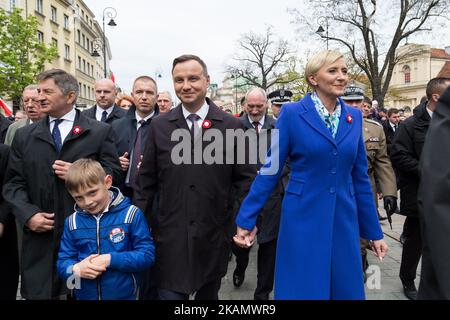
{"left": 234, "top": 50, "right": 388, "bottom": 300}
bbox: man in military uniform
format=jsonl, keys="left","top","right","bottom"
{"left": 268, "top": 89, "right": 293, "bottom": 120}
{"left": 342, "top": 84, "right": 398, "bottom": 278}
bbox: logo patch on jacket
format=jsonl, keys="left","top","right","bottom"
{"left": 368, "top": 137, "right": 380, "bottom": 142}
{"left": 110, "top": 228, "right": 125, "bottom": 244}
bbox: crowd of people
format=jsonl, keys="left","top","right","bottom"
{"left": 1, "top": 50, "right": 450, "bottom": 301}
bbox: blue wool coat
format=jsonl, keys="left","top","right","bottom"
{"left": 236, "top": 93, "right": 383, "bottom": 300}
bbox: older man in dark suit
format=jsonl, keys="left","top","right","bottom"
{"left": 3, "top": 69, "right": 123, "bottom": 300}
{"left": 82, "top": 78, "right": 126, "bottom": 124}
{"left": 135, "top": 55, "right": 256, "bottom": 300}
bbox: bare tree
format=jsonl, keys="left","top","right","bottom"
{"left": 290, "top": 0, "right": 449, "bottom": 107}
{"left": 226, "top": 26, "right": 300, "bottom": 91}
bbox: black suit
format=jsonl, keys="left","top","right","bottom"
{"left": 2, "top": 110, "right": 123, "bottom": 299}
{"left": 418, "top": 87, "right": 450, "bottom": 299}
{"left": 0, "top": 144, "right": 19, "bottom": 300}
{"left": 82, "top": 104, "right": 126, "bottom": 124}
{"left": 383, "top": 121, "right": 397, "bottom": 156}
{"left": 0, "top": 114, "right": 12, "bottom": 144}
{"left": 135, "top": 100, "right": 256, "bottom": 298}
{"left": 232, "top": 115, "right": 287, "bottom": 300}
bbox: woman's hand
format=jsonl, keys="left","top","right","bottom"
{"left": 371, "top": 239, "right": 389, "bottom": 261}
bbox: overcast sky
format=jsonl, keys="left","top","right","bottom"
{"left": 83, "top": 0, "right": 449, "bottom": 101}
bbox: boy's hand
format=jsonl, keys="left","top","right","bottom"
{"left": 119, "top": 152, "right": 129, "bottom": 171}
{"left": 73, "top": 254, "right": 107, "bottom": 279}
{"left": 26, "top": 212, "right": 54, "bottom": 232}
{"left": 91, "top": 254, "right": 111, "bottom": 269}
{"left": 53, "top": 160, "right": 72, "bottom": 181}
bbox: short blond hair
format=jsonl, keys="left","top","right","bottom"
{"left": 305, "top": 50, "right": 344, "bottom": 87}
{"left": 66, "top": 159, "right": 106, "bottom": 193}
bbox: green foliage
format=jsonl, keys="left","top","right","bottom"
{"left": 0, "top": 8, "right": 58, "bottom": 101}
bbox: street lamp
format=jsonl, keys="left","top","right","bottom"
{"left": 316, "top": 16, "right": 329, "bottom": 50}
{"left": 99, "top": 7, "right": 117, "bottom": 78}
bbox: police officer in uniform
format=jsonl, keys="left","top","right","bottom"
{"left": 268, "top": 89, "right": 293, "bottom": 120}
{"left": 342, "top": 84, "right": 397, "bottom": 278}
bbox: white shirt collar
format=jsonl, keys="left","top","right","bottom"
{"left": 96, "top": 105, "right": 114, "bottom": 120}
{"left": 248, "top": 114, "right": 265, "bottom": 128}
{"left": 426, "top": 107, "right": 433, "bottom": 119}
{"left": 135, "top": 111, "right": 155, "bottom": 123}
{"left": 389, "top": 121, "right": 397, "bottom": 129}
{"left": 49, "top": 107, "right": 76, "bottom": 123}
{"left": 182, "top": 101, "right": 209, "bottom": 121}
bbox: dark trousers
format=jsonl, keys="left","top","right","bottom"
{"left": 232, "top": 242, "right": 251, "bottom": 275}
{"left": 158, "top": 278, "right": 222, "bottom": 300}
{"left": 0, "top": 218, "right": 19, "bottom": 300}
{"left": 400, "top": 216, "right": 422, "bottom": 284}
{"left": 138, "top": 265, "right": 159, "bottom": 300}
{"left": 254, "top": 239, "right": 277, "bottom": 300}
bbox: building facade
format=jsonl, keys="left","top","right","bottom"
{"left": 0, "top": 0, "right": 112, "bottom": 107}
{"left": 387, "top": 44, "right": 450, "bottom": 110}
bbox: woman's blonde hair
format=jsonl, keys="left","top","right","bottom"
{"left": 66, "top": 159, "right": 106, "bottom": 193}
{"left": 305, "top": 50, "right": 344, "bottom": 87}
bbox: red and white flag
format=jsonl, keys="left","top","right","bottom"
{"left": 0, "top": 98, "right": 12, "bottom": 117}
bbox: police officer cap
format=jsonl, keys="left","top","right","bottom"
{"left": 342, "top": 84, "right": 365, "bottom": 101}
{"left": 268, "top": 89, "right": 293, "bottom": 105}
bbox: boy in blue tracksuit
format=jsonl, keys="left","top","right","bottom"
{"left": 57, "top": 159, "right": 154, "bottom": 300}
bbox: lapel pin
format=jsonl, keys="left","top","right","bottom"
{"left": 202, "top": 120, "right": 212, "bottom": 129}
{"left": 73, "top": 126, "right": 82, "bottom": 135}
{"left": 346, "top": 115, "right": 353, "bottom": 124}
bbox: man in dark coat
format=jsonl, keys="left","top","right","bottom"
{"left": 112, "top": 76, "right": 159, "bottom": 198}
{"left": 383, "top": 108, "right": 401, "bottom": 156}
{"left": 0, "top": 143, "right": 19, "bottom": 300}
{"left": 135, "top": 55, "right": 256, "bottom": 300}
{"left": 418, "top": 86, "right": 450, "bottom": 299}
{"left": 0, "top": 113, "right": 12, "bottom": 143}
{"left": 391, "top": 77, "right": 450, "bottom": 300}
{"left": 82, "top": 78, "right": 126, "bottom": 124}
{"left": 2, "top": 69, "right": 123, "bottom": 300}
{"left": 231, "top": 88, "right": 288, "bottom": 300}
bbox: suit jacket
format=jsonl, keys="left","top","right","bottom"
{"left": 82, "top": 104, "right": 126, "bottom": 125}
{"left": 135, "top": 99, "right": 256, "bottom": 294}
{"left": 4, "top": 118, "right": 30, "bottom": 146}
{"left": 0, "top": 114, "right": 12, "bottom": 144}
{"left": 236, "top": 93, "right": 383, "bottom": 299}
{"left": 418, "top": 86, "right": 450, "bottom": 299}
{"left": 2, "top": 110, "right": 123, "bottom": 299}
{"left": 382, "top": 121, "right": 397, "bottom": 155}
{"left": 238, "top": 115, "right": 287, "bottom": 243}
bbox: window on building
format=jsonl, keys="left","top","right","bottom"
{"left": 64, "top": 45, "right": 70, "bottom": 60}
{"left": 52, "top": 38, "right": 58, "bottom": 48}
{"left": 64, "top": 15, "right": 69, "bottom": 29}
{"left": 83, "top": 59, "right": 86, "bottom": 73}
{"left": 79, "top": 82, "right": 82, "bottom": 96}
{"left": 91, "top": 65, "right": 94, "bottom": 77}
{"left": 36, "top": 0, "right": 43, "bottom": 14}
{"left": 86, "top": 38, "right": 90, "bottom": 52}
{"left": 87, "top": 62, "right": 90, "bottom": 75}
{"left": 37, "top": 31, "right": 44, "bottom": 43}
{"left": 83, "top": 84, "right": 87, "bottom": 98}
{"left": 82, "top": 34, "right": 85, "bottom": 48}
{"left": 51, "top": 6, "right": 57, "bottom": 23}
{"left": 10, "top": 0, "right": 17, "bottom": 11}
{"left": 403, "top": 65, "right": 411, "bottom": 84}
{"left": 78, "top": 56, "right": 81, "bottom": 69}
{"left": 77, "top": 30, "right": 81, "bottom": 43}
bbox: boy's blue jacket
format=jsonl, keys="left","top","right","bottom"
{"left": 57, "top": 188, "right": 154, "bottom": 300}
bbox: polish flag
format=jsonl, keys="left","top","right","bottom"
{"left": 110, "top": 71, "right": 116, "bottom": 83}
{"left": 0, "top": 98, "right": 12, "bottom": 117}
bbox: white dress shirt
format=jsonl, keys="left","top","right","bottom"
{"left": 49, "top": 108, "right": 76, "bottom": 143}
{"left": 135, "top": 111, "right": 155, "bottom": 130}
{"left": 182, "top": 101, "right": 209, "bottom": 130}
{"left": 95, "top": 105, "right": 114, "bottom": 122}
{"left": 248, "top": 114, "right": 265, "bottom": 132}
{"left": 426, "top": 107, "right": 434, "bottom": 119}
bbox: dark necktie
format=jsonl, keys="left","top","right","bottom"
{"left": 252, "top": 121, "right": 260, "bottom": 134}
{"left": 394, "top": 124, "right": 398, "bottom": 132}
{"left": 101, "top": 110, "right": 108, "bottom": 122}
{"left": 52, "top": 119, "right": 63, "bottom": 152}
{"left": 129, "top": 120, "right": 146, "bottom": 187}
{"left": 187, "top": 114, "right": 201, "bottom": 139}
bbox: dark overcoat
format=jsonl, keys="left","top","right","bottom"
{"left": 135, "top": 100, "right": 256, "bottom": 294}
{"left": 2, "top": 110, "right": 123, "bottom": 299}
{"left": 418, "top": 87, "right": 450, "bottom": 299}
{"left": 0, "top": 114, "right": 12, "bottom": 144}
{"left": 390, "top": 102, "right": 430, "bottom": 217}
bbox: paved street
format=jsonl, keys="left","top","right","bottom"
{"left": 220, "top": 205, "right": 418, "bottom": 300}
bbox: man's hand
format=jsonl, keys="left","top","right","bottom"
{"left": 73, "top": 254, "right": 107, "bottom": 280}
{"left": 371, "top": 240, "right": 389, "bottom": 261}
{"left": 233, "top": 226, "right": 257, "bottom": 248}
{"left": 377, "top": 192, "right": 384, "bottom": 200}
{"left": 91, "top": 254, "right": 111, "bottom": 269}
{"left": 383, "top": 196, "right": 397, "bottom": 217}
{"left": 119, "top": 152, "right": 130, "bottom": 171}
{"left": 26, "top": 212, "right": 54, "bottom": 232}
{"left": 0, "top": 222, "right": 4, "bottom": 238}
{"left": 52, "top": 160, "right": 72, "bottom": 181}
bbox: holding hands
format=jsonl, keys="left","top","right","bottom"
{"left": 233, "top": 226, "right": 258, "bottom": 248}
